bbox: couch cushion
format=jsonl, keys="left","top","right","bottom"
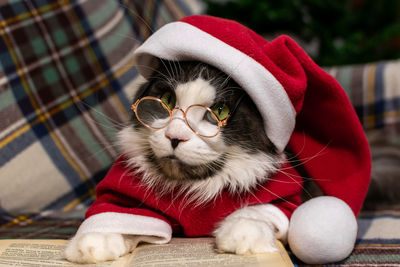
{"left": 325, "top": 60, "right": 400, "bottom": 136}
{"left": 0, "top": 0, "right": 201, "bottom": 214}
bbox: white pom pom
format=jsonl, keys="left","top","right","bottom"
{"left": 288, "top": 196, "right": 357, "bottom": 264}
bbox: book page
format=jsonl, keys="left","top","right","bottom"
{"left": 0, "top": 238, "right": 293, "bottom": 267}
{"left": 128, "top": 237, "right": 294, "bottom": 267}
{"left": 0, "top": 239, "right": 129, "bottom": 267}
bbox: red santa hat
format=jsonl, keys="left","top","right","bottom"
{"left": 133, "top": 15, "right": 371, "bottom": 216}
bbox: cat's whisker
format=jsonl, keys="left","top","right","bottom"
{"left": 282, "top": 144, "right": 331, "bottom": 170}
{"left": 113, "top": 32, "right": 142, "bottom": 43}
{"left": 133, "top": 64, "right": 177, "bottom": 87}
{"left": 87, "top": 143, "right": 121, "bottom": 160}
{"left": 212, "top": 55, "right": 248, "bottom": 96}
{"left": 256, "top": 183, "right": 298, "bottom": 209}
{"left": 75, "top": 101, "right": 128, "bottom": 129}
{"left": 158, "top": 59, "right": 176, "bottom": 83}
{"left": 165, "top": 60, "right": 176, "bottom": 81}
{"left": 117, "top": 2, "right": 155, "bottom": 35}
{"left": 284, "top": 134, "right": 308, "bottom": 162}
{"left": 274, "top": 169, "right": 314, "bottom": 198}
{"left": 275, "top": 168, "right": 330, "bottom": 182}
{"left": 247, "top": 191, "right": 264, "bottom": 205}
{"left": 171, "top": 60, "right": 181, "bottom": 81}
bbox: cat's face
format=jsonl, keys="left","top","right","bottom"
{"left": 119, "top": 61, "right": 284, "bottom": 202}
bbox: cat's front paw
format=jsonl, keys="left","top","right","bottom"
{"left": 214, "top": 217, "right": 278, "bottom": 255}
{"left": 64, "top": 232, "right": 129, "bottom": 263}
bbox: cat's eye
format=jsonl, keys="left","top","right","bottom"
{"left": 132, "top": 94, "right": 244, "bottom": 138}
{"left": 160, "top": 92, "right": 176, "bottom": 110}
{"left": 210, "top": 104, "right": 230, "bottom": 121}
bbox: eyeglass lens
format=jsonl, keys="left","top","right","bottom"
{"left": 135, "top": 98, "right": 220, "bottom": 137}
{"left": 136, "top": 98, "right": 170, "bottom": 129}
{"left": 185, "top": 105, "right": 220, "bottom": 137}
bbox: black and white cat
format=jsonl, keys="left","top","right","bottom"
{"left": 121, "top": 60, "right": 282, "bottom": 201}
{"left": 65, "top": 61, "right": 290, "bottom": 263}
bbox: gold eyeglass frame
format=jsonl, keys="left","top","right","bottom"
{"left": 131, "top": 96, "right": 230, "bottom": 138}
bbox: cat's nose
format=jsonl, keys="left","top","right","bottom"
{"left": 166, "top": 136, "right": 188, "bottom": 149}
{"left": 164, "top": 121, "right": 190, "bottom": 149}
{"left": 165, "top": 133, "right": 188, "bottom": 149}
{"left": 170, "top": 138, "right": 182, "bottom": 149}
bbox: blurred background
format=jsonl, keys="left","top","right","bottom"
{"left": 205, "top": 0, "right": 400, "bottom": 66}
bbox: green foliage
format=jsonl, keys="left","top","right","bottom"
{"left": 206, "top": 0, "right": 400, "bottom": 65}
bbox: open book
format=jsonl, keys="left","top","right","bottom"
{"left": 0, "top": 238, "right": 294, "bottom": 267}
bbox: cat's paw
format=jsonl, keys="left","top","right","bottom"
{"left": 214, "top": 217, "right": 278, "bottom": 255}
{"left": 64, "top": 232, "right": 129, "bottom": 263}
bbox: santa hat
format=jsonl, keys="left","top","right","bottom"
{"left": 133, "top": 15, "right": 371, "bottom": 216}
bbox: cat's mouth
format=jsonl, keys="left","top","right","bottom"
{"left": 160, "top": 155, "right": 186, "bottom": 170}
{"left": 148, "top": 152, "right": 227, "bottom": 181}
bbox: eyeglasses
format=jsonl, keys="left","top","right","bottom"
{"left": 131, "top": 85, "right": 244, "bottom": 138}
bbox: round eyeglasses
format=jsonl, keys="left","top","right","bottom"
{"left": 131, "top": 96, "right": 229, "bottom": 138}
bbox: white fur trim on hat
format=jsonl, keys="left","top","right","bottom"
{"left": 133, "top": 21, "right": 296, "bottom": 152}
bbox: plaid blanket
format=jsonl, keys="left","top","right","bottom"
{"left": 1, "top": 209, "right": 399, "bottom": 266}
{"left": 326, "top": 60, "right": 400, "bottom": 136}
{"left": 0, "top": 0, "right": 201, "bottom": 215}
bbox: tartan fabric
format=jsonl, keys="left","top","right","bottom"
{"left": 325, "top": 60, "right": 400, "bottom": 136}
{"left": 0, "top": 216, "right": 82, "bottom": 239}
{"left": 1, "top": 209, "right": 399, "bottom": 266}
{"left": 0, "top": 0, "right": 201, "bottom": 215}
{"left": 323, "top": 211, "right": 400, "bottom": 267}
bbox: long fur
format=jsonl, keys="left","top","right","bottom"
{"left": 115, "top": 60, "right": 285, "bottom": 206}
{"left": 118, "top": 126, "right": 284, "bottom": 205}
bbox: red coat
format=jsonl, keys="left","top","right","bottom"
{"left": 83, "top": 156, "right": 302, "bottom": 237}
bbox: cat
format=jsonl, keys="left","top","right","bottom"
{"left": 64, "top": 60, "right": 293, "bottom": 263}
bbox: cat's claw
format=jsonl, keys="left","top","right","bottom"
{"left": 64, "top": 232, "right": 129, "bottom": 263}
{"left": 214, "top": 217, "right": 278, "bottom": 255}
